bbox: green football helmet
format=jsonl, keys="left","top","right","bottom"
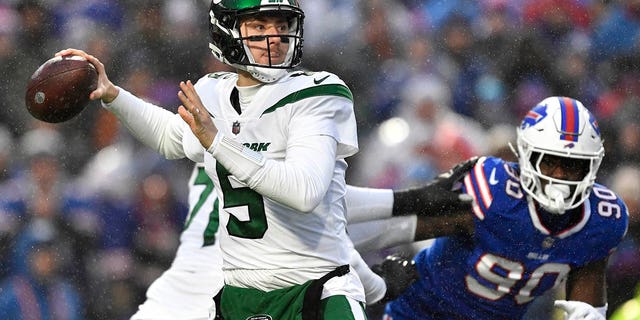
{"left": 208, "top": 0, "right": 305, "bottom": 83}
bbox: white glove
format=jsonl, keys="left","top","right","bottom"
{"left": 554, "top": 300, "right": 607, "bottom": 320}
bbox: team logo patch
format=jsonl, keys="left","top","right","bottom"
{"left": 232, "top": 121, "right": 241, "bottom": 135}
{"left": 246, "top": 315, "right": 272, "bottom": 320}
{"left": 521, "top": 104, "right": 548, "bottom": 129}
{"left": 589, "top": 112, "right": 601, "bottom": 136}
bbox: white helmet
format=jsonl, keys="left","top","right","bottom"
{"left": 208, "top": 0, "right": 304, "bottom": 83}
{"left": 516, "top": 96, "right": 604, "bottom": 214}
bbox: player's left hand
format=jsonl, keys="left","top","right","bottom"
{"left": 392, "top": 157, "right": 478, "bottom": 216}
{"left": 371, "top": 253, "right": 419, "bottom": 303}
{"left": 554, "top": 300, "right": 606, "bottom": 320}
{"left": 178, "top": 80, "right": 218, "bottom": 149}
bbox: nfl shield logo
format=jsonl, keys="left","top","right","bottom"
{"left": 232, "top": 121, "right": 241, "bottom": 135}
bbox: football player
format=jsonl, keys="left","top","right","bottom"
{"left": 128, "top": 158, "right": 474, "bottom": 320}
{"left": 381, "top": 97, "right": 629, "bottom": 319}
{"left": 55, "top": 1, "right": 472, "bottom": 319}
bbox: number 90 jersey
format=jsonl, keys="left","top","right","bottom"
{"left": 387, "top": 156, "right": 628, "bottom": 319}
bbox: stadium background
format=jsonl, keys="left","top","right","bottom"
{"left": 0, "top": 0, "right": 639, "bottom": 318}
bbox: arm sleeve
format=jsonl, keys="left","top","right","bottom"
{"left": 102, "top": 88, "right": 188, "bottom": 160}
{"left": 350, "top": 246, "right": 386, "bottom": 305}
{"left": 345, "top": 185, "right": 394, "bottom": 223}
{"left": 209, "top": 133, "right": 338, "bottom": 213}
{"left": 348, "top": 216, "right": 417, "bottom": 253}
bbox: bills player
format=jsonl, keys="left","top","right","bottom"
{"left": 55, "top": 0, "right": 475, "bottom": 318}
{"left": 383, "top": 97, "right": 628, "bottom": 319}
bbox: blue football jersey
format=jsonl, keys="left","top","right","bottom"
{"left": 386, "top": 156, "right": 628, "bottom": 319}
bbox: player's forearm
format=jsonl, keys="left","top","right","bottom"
{"left": 413, "top": 214, "right": 474, "bottom": 241}
{"left": 210, "top": 134, "right": 336, "bottom": 212}
{"left": 348, "top": 216, "right": 417, "bottom": 253}
{"left": 566, "top": 258, "right": 608, "bottom": 306}
{"left": 103, "top": 88, "right": 187, "bottom": 159}
{"left": 345, "top": 185, "right": 393, "bottom": 223}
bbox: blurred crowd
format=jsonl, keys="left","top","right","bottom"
{"left": 0, "top": 0, "right": 639, "bottom": 319}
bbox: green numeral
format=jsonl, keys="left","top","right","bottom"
{"left": 185, "top": 167, "right": 219, "bottom": 246}
{"left": 216, "top": 163, "right": 268, "bottom": 239}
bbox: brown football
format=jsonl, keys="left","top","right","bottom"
{"left": 25, "top": 55, "right": 98, "bottom": 123}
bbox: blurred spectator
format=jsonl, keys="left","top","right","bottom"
{"left": 607, "top": 165, "right": 640, "bottom": 313}
{"left": 416, "top": 0, "right": 481, "bottom": 31}
{"left": 0, "top": 126, "right": 101, "bottom": 309}
{"left": 0, "top": 0, "right": 639, "bottom": 317}
{"left": 0, "top": 125, "right": 15, "bottom": 182}
{"left": 485, "top": 123, "right": 517, "bottom": 162}
{"left": 0, "top": 231, "right": 84, "bottom": 320}
{"left": 130, "top": 173, "right": 185, "bottom": 299}
{"left": 590, "top": 0, "right": 640, "bottom": 62}
{"left": 352, "top": 75, "right": 486, "bottom": 188}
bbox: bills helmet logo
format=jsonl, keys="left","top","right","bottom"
{"left": 589, "top": 112, "right": 601, "bottom": 136}
{"left": 521, "top": 104, "right": 548, "bottom": 129}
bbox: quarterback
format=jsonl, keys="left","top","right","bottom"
{"left": 55, "top": 0, "right": 471, "bottom": 318}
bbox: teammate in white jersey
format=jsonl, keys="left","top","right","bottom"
{"left": 57, "top": 1, "right": 434, "bottom": 318}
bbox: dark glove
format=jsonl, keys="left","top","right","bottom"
{"left": 392, "top": 157, "right": 478, "bottom": 216}
{"left": 371, "top": 253, "right": 419, "bottom": 303}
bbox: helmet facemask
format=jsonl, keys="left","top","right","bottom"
{"left": 209, "top": 1, "right": 304, "bottom": 83}
{"left": 516, "top": 97, "right": 604, "bottom": 215}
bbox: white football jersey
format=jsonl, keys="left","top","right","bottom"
{"left": 193, "top": 70, "right": 359, "bottom": 284}
{"left": 131, "top": 164, "right": 223, "bottom": 320}
{"left": 172, "top": 163, "right": 223, "bottom": 272}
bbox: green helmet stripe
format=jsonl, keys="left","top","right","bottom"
{"left": 220, "top": 0, "right": 263, "bottom": 9}
{"left": 261, "top": 84, "right": 353, "bottom": 116}
{"left": 220, "top": 0, "right": 298, "bottom": 9}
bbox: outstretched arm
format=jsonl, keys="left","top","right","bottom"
{"left": 555, "top": 258, "right": 608, "bottom": 319}
{"left": 56, "top": 48, "right": 189, "bottom": 160}
{"left": 346, "top": 158, "right": 477, "bottom": 252}
{"left": 345, "top": 157, "right": 477, "bottom": 224}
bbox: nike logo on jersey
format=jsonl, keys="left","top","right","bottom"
{"left": 314, "top": 75, "right": 330, "bottom": 84}
{"left": 489, "top": 168, "right": 499, "bottom": 185}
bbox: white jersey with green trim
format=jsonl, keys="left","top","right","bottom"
{"left": 192, "top": 70, "right": 360, "bottom": 290}
{"left": 173, "top": 163, "right": 223, "bottom": 271}
{"left": 130, "top": 163, "right": 223, "bottom": 320}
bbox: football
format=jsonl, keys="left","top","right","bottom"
{"left": 25, "top": 55, "right": 98, "bottom": 123}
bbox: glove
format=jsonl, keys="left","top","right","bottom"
{"left": 371, "top": 253, "right": 419, "bottom": 303}
{"left": 392, "top": 157, "right": 478, "bottom": 216}
{"left": 554, "top": 300, "right": 606, "bottom": 320}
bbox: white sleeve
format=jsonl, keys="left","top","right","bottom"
{"left": 102, "top": 88, "right": 188, "bottom": 160}
{"left": 345, "top": 185, "right": 393, "bottom": 223}
{"left": 209, "top": 133, "right": 337, "bottom": 213}
{"left": 349, "top": 244, "right": 386, "bottom": 305}
{"left": 348, "top": 216, "right": 417, "bottom": 253}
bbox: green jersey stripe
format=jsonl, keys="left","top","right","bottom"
{"left": 261, "top": 84, "right": 353, "bottom": 116}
